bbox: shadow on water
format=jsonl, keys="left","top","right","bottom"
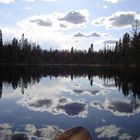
{"left": 0, "top": 65, "right": 140, "bottom": 100}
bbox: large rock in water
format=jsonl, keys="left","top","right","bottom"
{"left": 54, "top": 127, "right": 92, "bottom": 140}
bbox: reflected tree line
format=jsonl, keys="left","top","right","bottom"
{"left": 0, "top": 66, "right": 140, "bottom": 100}
{"left": 0, "top": 26, "right": 140, "bottom": 65}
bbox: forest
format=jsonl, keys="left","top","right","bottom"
{"left": 0, "top": 28, "right": 140, "bottom": 65}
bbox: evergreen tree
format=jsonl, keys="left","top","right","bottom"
{"left": 0, "top": 29, "right": 3, "bottom": 47}
{"left": 0, "top": 29, "right": 3, "bottom": 63}
{"left": 122, "top": 32, "right": 130, "bottom": 63}
{"left": 0, "top": 28, "right": 140, "bottom": 65}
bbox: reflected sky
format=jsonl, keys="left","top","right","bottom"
{"left": 0, "top": 123, "right": 63, "bottom": 140}
{"left": 0, "top": 67, "right": 140, "bottom": 140}
{"left": 72, "top": 89, "right": 106, "bottom": 96}
{"left": 18, "top": 95, "right": 88, "bottom": 118}
{"left": 95, "top": 124, "right": 138, "bottom": 140}
{"left": 58, "top": 102, "right": 87, "bottom": 117}
{"left": 91, "top": 99, "right": 140, "bottom": 117}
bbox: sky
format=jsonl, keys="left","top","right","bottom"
{"left": 0, "top": 0, "right": 140, "bottom": 50}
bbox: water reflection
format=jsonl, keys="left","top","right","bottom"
{"left": 24, "top": 124, "right": 63, "bottom": 140}
{"left": 91, "top": 98, "right": 140, "bottom": 116}
{"left": 18, "top": 96, "right": 88, "bottom": 118}
{"left": 0, "top": 65, "right": 140, "bottom": 139}
{"left": 0, "top": 66, "right": 140, "bottom": 99}
{"left": 95, "top": 124, "right": 135, "bottom": 140}
{"left": 0, "top": 82, "right": 2, "bottom": 98}
{"left": 73, "top": 89, "right": 102, "bottom": 96}
{"left": 29, "top": 99, "right": 53, "bottom": 108}
{"left": 58, "top": 102, "right": 87, "bottom": 116}
{"left": 0, "top": 123, "right": 63, "bottom": 140}
{"left": 95, "top": 124, "right": 121, "bottom": 139}
{"left": 73, "top": 89, "right": 84, "bottom": 94}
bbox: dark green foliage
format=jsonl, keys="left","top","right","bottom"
{"left": 0, "top": 29, "right": 3, "bottom": 47}
{"left": 0, "top": 29, "right": 4, "bottom": 63}
{"left": 0, "top": 29, "right": 140, "bottom": 65}
{"left": 0, "top": 31, "right": 43, "bottom": 64}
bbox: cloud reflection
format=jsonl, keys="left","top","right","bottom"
{"left": 118, "top": 133, "right": 133, "bottom": 140}
{"left": 29, "top": 99, "right": 52, "bottom": 108}
{"left": 73, "top": 89, "right": 84, "bottom": 94}
{"left": 24, "top": 124, "right": 63, "bottom": 140}
{"left": 91, "top": 99, "right": 140, "bottom": 117}
{"left": 58, "top": 102, "right": 87, "bottom": 117}
{"left": 95, "top": 124, "right": 135, "bottom": 140}
{"left": 17, "top": 77, "right": 89, "bottom": 118}
{"left": 103, "top": 83, "right": 116, "bottom": 88}
{"left": 0, "top": 123, "right": 63, "bottom": 140}
{"left": 0, "top": 123, "right": 13, "bottom": 129}
{"left": 72, "top": 89, "right": 105, "bottom": 96}
{"left": 95, "top": 124, "right": 121, "bottom": 138}
{"left": 18, "top": 96, "right": 88, "bottom": 118}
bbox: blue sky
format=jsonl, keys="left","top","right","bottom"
{"left": 0, "top": 0, "right": 140, "bottom": 50}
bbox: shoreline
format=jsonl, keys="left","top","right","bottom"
{"left": 0, "top": 63, "right": 139, "bottom": 68}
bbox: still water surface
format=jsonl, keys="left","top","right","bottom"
{"left": 0, "top": 66, "right": 140, "bottom": 140}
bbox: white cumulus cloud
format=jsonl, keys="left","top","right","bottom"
{"left": 103, "top": 0, "right": 123, "bottom": 4}
{"left": 0, "top": 0, "right": 15, "bottom": 4}
{"left": 92, "top": 11, "right": 140, "bottom": 29}
{"left": 23, "top": 0, "right": 60, "bottom": 2}
{"left": 17, "top": 9, "right": 89, "bottom": 30}
{"left": 73, "top": 31, "right": 111, "bottom": 38}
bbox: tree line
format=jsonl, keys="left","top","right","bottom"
{"left": 0, "top": 29, "right": 140, "bottom": 65}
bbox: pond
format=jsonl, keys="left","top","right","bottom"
{"left": 0, "top": 66, "right": 140, "bottom": 140}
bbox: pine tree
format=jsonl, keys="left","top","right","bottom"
{"left": 122, "top": 32, "right": 130, "bottom": 63}
{"left": 0, "top": 29, "right": 3, "bottom": 47}
{"left": 0, "top": 29, "right": 3, "bottom": 63}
